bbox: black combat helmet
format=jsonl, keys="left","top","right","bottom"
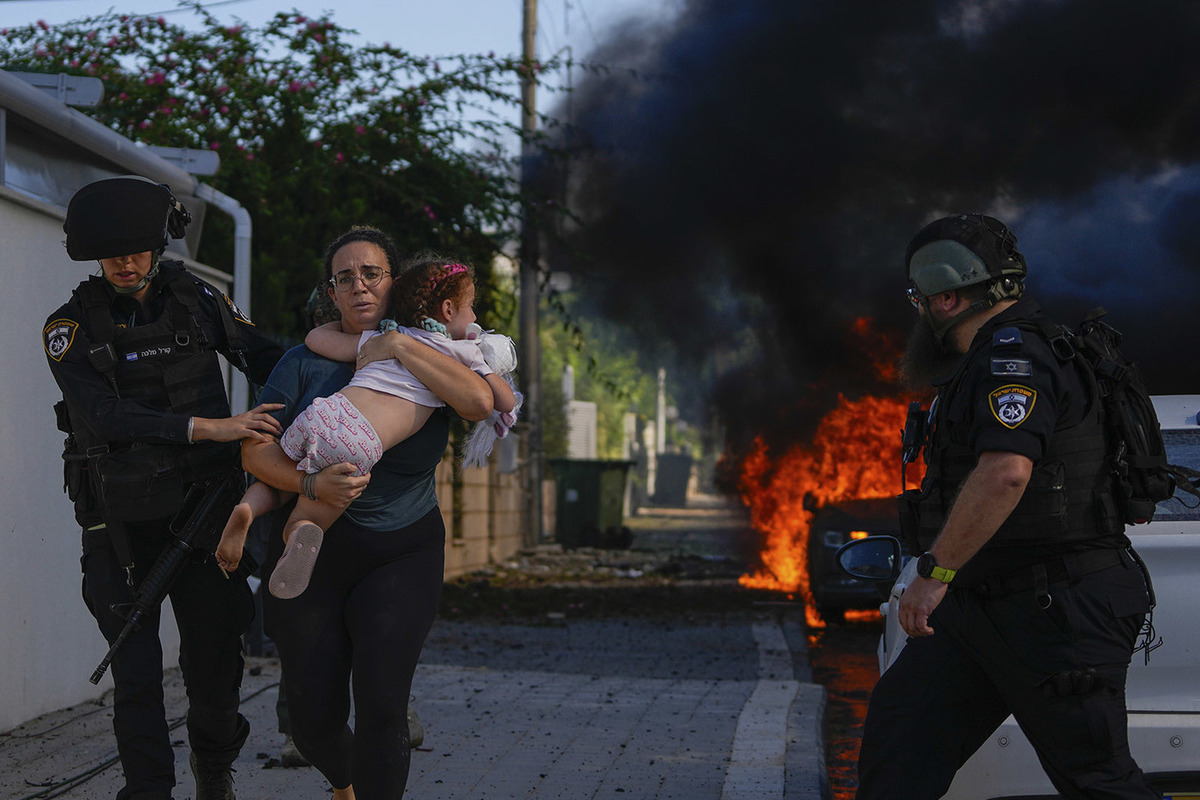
{"left": 63, "top": 176, "right": 191, "bottom": 261}
{"left": 905, "top": 213, "right": 1027, "bottom": 297}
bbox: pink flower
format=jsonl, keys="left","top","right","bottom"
{"left": 246, "top": 153, "right": 255, "bottom": 161}
{"left": 107, "top": 37, "right": 119, "bottom": 47}
{"left": 209, "top": 141, "right": 220, "bottom": 150}
{"left": 314, "top": 33, "right": 325, "bottom": 43}
{"left": 355, "top": 125, "right": 366, "bottom": 135}
{"left": 118, "top": 92, "right": 128, "bottom": 100}
{"left": 37, "top": 19, "right": 50, "bottom": 30}
{"left": 220, "top": 105, "right": 229, "bottom": 114}
{"left": 335, "top": 152, "right": 345, "bottom": 163}
{"left": 224, "top": 25, "right": 242, "bottom": 36}
{"left": 216, "top": 84, "right": 229, "bottom": 95}
{"left": 295, "top": 15, "right": 307, "bottom": 23}
{"left": 139, "top": 121, "right": 150, "bottom": 129}
{"left": 156, "top": 17, "right": 166, "bottom": 25}
{"left": 69, "top": 59, "right": 80, "bottom": 68}
{"left": 86, "top": 30, "right": 96, "bottom": 41}
{"left": 288, "top": 80, "right": 304, "bottom": 92}
{"left": 424, "top": 205, "right": 436, "bottom": 220}
{"left": 145, "top": 72, "right": 165, "bottom": 86}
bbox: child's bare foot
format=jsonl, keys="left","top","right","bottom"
{"left": 269, "top": 522, "right": 324, "bottom": 599}
{"left": 215, "top": 502, "right": 254, "bottom": 573}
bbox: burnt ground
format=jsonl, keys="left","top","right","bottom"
{"left": 436, "top": 498, "right": 796, "bottom": 622}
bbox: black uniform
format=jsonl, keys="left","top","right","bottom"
{"left": 857, "top": 299, "right": 1157, "bottom": 799}
{"left": 44, "top": 261, "right": 284, "bottom": 800}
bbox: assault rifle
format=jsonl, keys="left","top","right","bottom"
{"left": 89, "top": 468, "right": 251, "bottom": 685}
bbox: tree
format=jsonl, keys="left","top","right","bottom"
{"left": 2, "top": 3, "right": 544, "bottom": 339}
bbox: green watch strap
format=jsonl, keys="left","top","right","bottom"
{"left": 929, "top": 564, "right": 956, "bottom": 584}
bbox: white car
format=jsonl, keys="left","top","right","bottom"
{"left": 839, "top": 395, "right": 1200, "bottom": 800}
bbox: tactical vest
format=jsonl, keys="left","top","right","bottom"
{"left": 904, "top": 326, "right": 1122, "bottom": 552}
{"left": 66, "top": 263, "right": 238, "bottom": 520}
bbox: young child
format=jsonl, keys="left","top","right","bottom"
{"left": 215, "top": 260, "right": 520, "bottom": 599}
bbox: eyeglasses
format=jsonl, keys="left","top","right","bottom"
{"left": 906, "top": 287, "right": 924, "bottom": 308}
{"left": 330, "top": 266, "right": 390, "bottom": 292}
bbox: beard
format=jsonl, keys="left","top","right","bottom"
{"left": 897, "top": 317, "right": 963, "bottom": 393}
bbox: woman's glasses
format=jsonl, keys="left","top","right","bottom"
{"left": 330, "top": 266, "right": 389, "bottom": 292}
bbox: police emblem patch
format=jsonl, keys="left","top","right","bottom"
{"left": 989, "top": 385, "right": 1036, "bottom": 429}
{"left": 223, "top": 294, "right": 254, "bottom": 325}
{"left": 44, "top": 318, "right": 79, "bottom": 362}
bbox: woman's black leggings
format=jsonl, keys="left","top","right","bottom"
{"left": 263, "top": 504, "right": 445, "bottom": 799}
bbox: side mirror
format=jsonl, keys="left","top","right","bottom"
{"left": 836, "top": 536, "right": 902, "bottom": 582}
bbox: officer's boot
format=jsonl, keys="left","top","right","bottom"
{"left": 189, "top": 751, "right": 235, "bottom": 800}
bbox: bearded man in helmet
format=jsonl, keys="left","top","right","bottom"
{"left": 855, "top": 214, "right": 1158, "bottom": 799}
{"left": 44, "top": 176, "right": 286, "bottom": 800}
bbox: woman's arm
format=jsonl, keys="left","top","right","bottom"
{"left": 485, "top": 374, "right": 517, "bottom": 414}
{"left": 241, "top": 438, "right": 370, "bottom": 507}
{"left": 357, "top": 331, "right": 494, "bottom": 421}
{"left": 305, "top": 321, "right": 360, "bottom": 363}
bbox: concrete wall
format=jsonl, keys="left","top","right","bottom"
{"left": 438, "top": 451, "right": 527, "bottom": 579}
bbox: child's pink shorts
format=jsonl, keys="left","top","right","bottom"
{"left": 280, "top": 392, "right": 383, "bottom": 477}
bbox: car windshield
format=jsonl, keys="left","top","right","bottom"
{"left": 1154, "top": 429, "right": 1200, "bottom": 521}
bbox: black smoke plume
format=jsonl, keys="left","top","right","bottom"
{"left": 544, "top": 0, "right": 1200, "bottom": 452}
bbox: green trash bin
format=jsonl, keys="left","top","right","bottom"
{"left": 549, "top": 459, "right": 635, "bottom": 549}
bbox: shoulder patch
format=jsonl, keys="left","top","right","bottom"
{"left": 44, "top": 318, "right": 79, "bottom": 362}
{"left": 993, "top": 327, "right": 1023, "bottom": 347}
{"left": 989, "top": 385, "right": 1037, "bottom": 429}
{"left": 991, "top": 357, "right": 1032, "bottom": 377}
{"left": 223, "top": 294, "right": 255, "bottom": 326}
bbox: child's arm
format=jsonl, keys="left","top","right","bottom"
{"left": 486, "top": 373, "right": 516, "bottom": 414}
{"left": 305, "top": 321, "right": 361, "bottom": 363}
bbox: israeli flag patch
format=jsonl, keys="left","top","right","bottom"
{"left": 991, "top": 357, "right": 1032, "bottom": 377}
{"left": 993, "top": 327, "right": 1023, "bottom": 347}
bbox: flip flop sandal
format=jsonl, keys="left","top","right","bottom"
{"left": 269, "top": 522, "right": 324, "bottom": 599}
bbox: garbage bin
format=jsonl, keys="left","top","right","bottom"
{"left": 549, "top": 459, "right": 635, "bottom": 549}
{"left": 653, "top": 452, "right": 693, "bottom": 506}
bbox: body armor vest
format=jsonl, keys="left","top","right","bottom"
{"left": 67, "top": 264, "right": 237, "bottom": 519}
{"left": 906, "top": 326, "right": 1121, "bottom": 552}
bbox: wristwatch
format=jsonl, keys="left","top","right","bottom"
{"left": 916, "top": 551, "right": 957, "bottom": 584}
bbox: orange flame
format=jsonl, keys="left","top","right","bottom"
{"left": 737, "top": 393, "right": 924, "bottom": 626}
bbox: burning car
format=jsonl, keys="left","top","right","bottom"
{"left": 839, "top": 394, "right": 1200, "bottom": 799}
{"left": 806, "top": 496, "right": 902, "bottom": 623}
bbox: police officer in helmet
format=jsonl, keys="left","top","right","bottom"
{"left": 44, "top": 176, "right": 285, "bottom": 800}
{"left": 856, "top": 214, "right": 1157, "bottom": 799}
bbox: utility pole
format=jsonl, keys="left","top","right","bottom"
{"left": 519, "top": 0, "right": 544, "bottom": 548}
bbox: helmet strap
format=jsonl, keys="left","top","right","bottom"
{"left": 108, "top": 253, "right": 161, "bottom": 295}
{"left": 928, "top": 297, "right": 995, "bottom": 347}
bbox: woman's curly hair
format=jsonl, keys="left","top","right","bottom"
{"left": 392, "top": 252, "right": 475, "bottom": 327}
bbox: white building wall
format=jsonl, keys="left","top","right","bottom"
{"left": 0, "top": 187, "right": 186, "bottom": 730}
{"left": 566, "top": 399, "right": 597, "bottom": 459}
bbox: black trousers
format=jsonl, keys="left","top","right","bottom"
{"left": 82, "top": 521, "right": 253, "bottom": 800}
{"left": 856, "top": 553, "right": 1158, "bottom": 800}
{"left": 263, "top": 505, "right": 445, "bottom": 800}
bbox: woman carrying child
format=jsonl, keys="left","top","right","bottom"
{"left": 241, "top": 227, "right": 496, "bottom": 800}
{"left": 216, "top": 258, "right": 517, "bottom": 599}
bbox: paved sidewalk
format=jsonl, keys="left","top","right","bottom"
{"left": 1, "top": 617, "right": 827, "bottom": 800}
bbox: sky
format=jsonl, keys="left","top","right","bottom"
{"left": 0, "top": 0, "right": 672, "bottom": 64}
